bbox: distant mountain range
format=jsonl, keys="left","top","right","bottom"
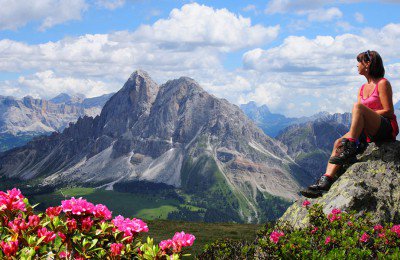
{"left": 0, "top": 71, "right": 312, "bottom": 223}
{"left": 240, "top": 101, "right": 330, "bottom": 137}
{"left": 0, "top": 93, "right": 114, "bottom": 151}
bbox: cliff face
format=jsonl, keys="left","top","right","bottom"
{"left": 279, "top": 141, "right": 400, "bottom": 228}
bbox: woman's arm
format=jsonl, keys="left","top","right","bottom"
{"left": 377, "top": 80, "right": 395, "bottom": 118}
{"left": 357, "top": 87, "right": 361, "bottom": 104}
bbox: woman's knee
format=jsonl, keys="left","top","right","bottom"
{"left": 352, "top": 103, "right": 365, "bottom": 113}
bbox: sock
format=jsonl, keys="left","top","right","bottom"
{"left": 347, "top": 138, "right": 357, "bottom": 142}
{"left": 323, "top": 174, "right": 334, "bottom": 180}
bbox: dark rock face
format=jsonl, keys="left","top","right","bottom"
{"left": 0, "top": 70, "right": 312, "bottom": 223}
{"left": 279, "top": 141, "right": 400, "bottom": 228}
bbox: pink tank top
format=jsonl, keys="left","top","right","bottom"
{"left": 359, "top": 78, "right": 399, "bottom": 140}
{"left": 360, "top": 78, "right": 385, "bottom": 111}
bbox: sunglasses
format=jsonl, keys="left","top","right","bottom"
{"left": 357, "top": 50, "right": 371, "bottom": 62}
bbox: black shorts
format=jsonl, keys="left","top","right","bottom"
{"left": 369, "top": 116, "right": 393, "bottom": 142}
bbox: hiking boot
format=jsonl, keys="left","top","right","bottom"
{"left": 300, "top": 175, "right": 334, "bottom": 198}
{"left": 329, "top": 138, "right": 358, "bottom": 165}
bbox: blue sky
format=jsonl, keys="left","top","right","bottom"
{"left": 1, "top": 0, "right": 400, "bottom": 117}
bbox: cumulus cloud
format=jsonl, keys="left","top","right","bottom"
{"left": 131, "top": 3, "right": 279, "bottom": 52}
{"left": 0, "top": 0, "right": 88, "bottom": 31}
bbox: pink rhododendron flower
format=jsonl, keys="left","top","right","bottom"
{"left": 302, "top": 200, "right": 311, "bottom": 207}
{"left": 325, "top": 236, "right": 331, "bottom": 245}
{"left": 331, "top": 208, "right": 341, "bottom": 215}
{"left": 28, "top": 215, "right": 40, "bottom": 227}
{"left": 66, "top": 218, "right": 77, "bottom": 232}
{"left": 94, "top": 204, "right": 112, "bottom": 220}
{"left": 325, "top": 236, "right": 331, "bottom": 244}
{"left": 112, "top": 215, "right": 149, "bottom": 237}
{"left": 8, "top": 216, "right": 29, "bottom": 233}
{"left": 378, "top": 233, "right": 386, "bottom": 238}
{"left": 37, "top": 227, "right": 56, "bottom": 243}
{"left": 81, "top": 216, "right": 94, "bottom": 232}
{"left": 159, "top": 239, "right": 174, "bottom": 251}
{"left": 61, "top": 197, "right": 95, "bottom": 215}
{"left": 311, "top": 227, "right": 318, "bottom": 234}
{"left": 46, "top": 206, "right": 62, "bottom": 219}
{"left": 347, "top": 221, "right": 353, "bottom": 226}
{"left": 0, "top": 188, "right": 26, "bottom": 212}
{"left": 328, "top": 213, "right": 341, "bottom": 222}
{"left": 110, "top": 243, "right": 124, "bottom": 256}
{"left": 374, "top": 224, "right": 383, "bottom": 232}
{"left": 0, "top": 240, "right": 19, "bottom": 257}
{"left": 172, "top": 231, "right": 196, "bottom": 247}
{"left": 59, "top": 251, "right": 71, "bottom": 258}
{"left": 360, "top": 232, "right": 369, "bottom": 243}
{"left": 391, "top": 225, "right": 400, "bottom": 237}
{"left": 159, "top": 232, "right": 196, "bottom": 253}
{"left": 58, "top": 232, "right": 67, "bottom": 242}
{"left": 269, "top": 231, "right": 285, "bottom": 244}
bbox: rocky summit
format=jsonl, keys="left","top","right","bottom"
{"left": 0, "top": 70, "right": 312, "bottom": 223}
{"left": 279, "top": 141, "right": 400, "bottom": 228}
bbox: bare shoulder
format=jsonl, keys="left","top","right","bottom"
{"left": 378, "top": 78, "right": 392, "bottom": 93}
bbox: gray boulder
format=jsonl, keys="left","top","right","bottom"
{"left": 279, "top": 141, "right": 400, "bottom": 228}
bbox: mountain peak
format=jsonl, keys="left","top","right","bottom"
{"left": 50, "top": 93, "right": 85, "bottom": 104}
{"left": 128, "top": 70, "right": 152, "bottom": 81}
{"left": 99, "top": 70, "right": 159, "bottom": 134}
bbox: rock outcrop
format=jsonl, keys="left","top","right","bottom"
{"left": 279, "top": 141, "right": 400, "bottom": 228}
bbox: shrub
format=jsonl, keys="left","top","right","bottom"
{"left": 201, "top": 201, "right": 400, "bottom": 259}
{"left": 0, "top": 188, "right": 195, "bottom": 259}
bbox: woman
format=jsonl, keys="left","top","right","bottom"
{"left": 301, "top": 50, "right": 399, "bottom": 198}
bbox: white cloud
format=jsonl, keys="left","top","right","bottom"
{"left": 336, "top": 21, "right": 355, "bottom": 31}
{"left": 0, "top": 70, "right": 112, "bottom": 99}
{"left": 306, "top": 8, "right": 342, "bottom": 22}
{"left": 354, "top": 12, "right": 364, "bottom": 23}
{"left": 243, "top": 4, "right": 256, "bottom": 11}
{"left": 265, "top": 0, "right": 327, "bottom": 14}
{"left": 95, "top": 0, "right": 125, "bottom": 10}
{"left": 132, "top": 3, "right": 279, "bottom": 52}
{"left": 0, "top": 0, "right": 88, "bottom": 31}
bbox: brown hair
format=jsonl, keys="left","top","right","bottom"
{"left": 357, "top": 50, "right": 385, "bottom": 78}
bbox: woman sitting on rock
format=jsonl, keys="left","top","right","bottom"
{"left": 301, "top": 50, "right": 399, "bottom": 198}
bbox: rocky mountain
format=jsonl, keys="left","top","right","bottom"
{"left": 280, "top": 141, "right": 400, "bottom": 228}
{"left": 0, "top": 93, "right": 114, "bottom": 152}
{"left": 276, "top": 113, "right": 351, "bottom": 181}
{"left": 0, "top": 70, "right": 312, "bottom": 223}
{"left": 240, "top": 101, "right": 331, "bottom": 137}
{"left": 50, "top": 93, "right": 86, "bottom": 105}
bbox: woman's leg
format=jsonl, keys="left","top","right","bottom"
{"left": 325, "top": 134, "right": 350, "bottom": 178}
{"left": 348, "top": 103, "right": 382, "bottom": 138}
